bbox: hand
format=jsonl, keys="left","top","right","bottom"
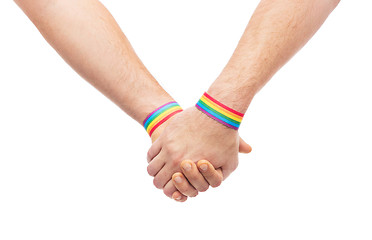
{"left": 147, "top": 106, "right": 245, "bottom": 193}
{"left": 169, "top": 159, "right": 224, "bottom": 202}
{"left": 149, "top": 109, "right": 251, "bottom": 202}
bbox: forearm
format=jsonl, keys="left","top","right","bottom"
{"left": 15, "top": 0, "right": 173, "bottom": 123}
{"left": 208, "top": 0, "right": 340, "bottom": 113}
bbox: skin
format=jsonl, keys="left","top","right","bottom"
{"left": 171, "top": 160, "right": 224, "bottom": 202}
{"left": 151, "top": 117, "right": 252, "bottom": 202}
{"left": 14, "top": 0, "right": 252, "bottom": 202}
{"left": 147, "top": 0, "right": 341, "bottom": 192}
{"left": 15, "top": 0, "right": 340, "bottom": 201}
{"left": 14, "top": 0, "right": 172, "bottom": 123}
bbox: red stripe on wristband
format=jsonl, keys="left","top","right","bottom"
{"left": 203, "top": 92, "right": 244, "bottom": 117}
{"left": 148, "top": 109, "right": 183, "bottom": 137}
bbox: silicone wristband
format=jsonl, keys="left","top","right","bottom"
{"left": 195, "top": 92, "right": 244, "bottom": 130}
{"left": 143, "top": 101, "right": 182, "bottom": 137}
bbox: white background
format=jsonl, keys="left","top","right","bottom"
{"left": 1, "top": 0, "right": 371, "bottom": 239}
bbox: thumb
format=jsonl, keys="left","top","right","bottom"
{"left": 239, "top": 136, "right": 252, "bottom": 154}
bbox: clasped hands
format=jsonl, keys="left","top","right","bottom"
{"left": 147, "top": 106, "right": 251, "bottom": 202}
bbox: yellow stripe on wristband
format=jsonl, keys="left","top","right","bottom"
{"left": 146, "top": 106, "right": 182, "bottom": 134}
{"left": 200, "top": 95, "right": 243, "bottom": 122}
{"left": 143, "top": 101, "right": 183, "bottom": 137}
{"left": 196, "top": 92, "right": 244, "bottom": 130}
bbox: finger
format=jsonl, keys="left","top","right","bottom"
{"left": 172, "top": 191, "right": 188, "bottom": 202}
{"left": 216, "top": 168, "right": 223, "bottom": 177}
{"left": 164, "top": 179, "right": 188, "bottom": 202}
{"left": 197, "top": 160, "right": 223, "bottom": 188}
{"left": 172, "top": 172, "right": 198, "bottom": 197}
{"left": 163, "top": 180, "right": 183, "bottom": 198}
{"left": 221, "top": 163, "right": 236, "bottom": 180}
{"left": 239, "top": 136, "right": 252, "bottom": 154}
{"left": 153, "top": 164, "right": 173, "bottom": 189}
{"left": 147, "top": 139, "right": 162, "bottom": 163}
{"left": 180, "top": 160, "right": 209, "bottom": 192}
{"left": 147, "top": 152, "right": 165, "bottom": 177}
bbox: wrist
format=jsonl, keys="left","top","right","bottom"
{"left": 137, "top": 93, "right": 176, "bottom": 124}
{"left": 150, "top": 114, "right": 178, "bottom": 143}
{"left": 114, "top": 68, "right": 175, "bottom": 124}
{"left": 206, "top": 61, "right": 267, "bottom": 113}
{"left": 206, "top": 82, "right": 255, "bottom": 115}
{"left": 189, "top": 106, "right": 238, "bottom": 135}
{"left": 121, "top": 93, "right": 175, "bottom": 125}
{"left": 195, "top": 92, "right": 245, "bottom": 130}
{"left": 143, "top": 101, "right": 183, "bottom": 139}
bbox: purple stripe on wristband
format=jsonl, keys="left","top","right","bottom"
{"left": 142, "top": 101, "right": 177, "bottom": 126}
{"left": 195, "top": 105, "right": 239, "bottom": 130}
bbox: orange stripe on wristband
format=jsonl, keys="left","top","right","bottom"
{"left": 148, "top": 109, "right": 183, "bottom": 136}
{"left": 196, "top": 92, "right": 244, "bottom": 130}
{"left": 143, "top": 102, "right": 182, "bottom": 137}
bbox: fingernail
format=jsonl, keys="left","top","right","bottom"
{"left": 174, "top": 176, "right": 183, "bottom": 183}
{"left": 182, "top": 163, "right": 192, "bottom": 171}
{"left": 200, "top": 164, "right": 208, "bottom": 171}
{"left": 175, "top": 195, "right": 182, "bottom": 201}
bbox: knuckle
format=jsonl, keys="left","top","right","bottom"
{"left": 147, "top": 165, "right": 155, "bottom": 176}
{"left": 153, "top": 177, "right": 164, "bottom": 189}
{"left": 198, "top": 185, "right": 209, "bottom": 192}
{"left": 147, "top": 150, "right": 152, "bottom": 162}
{"left": 164, "top": 149, "right": 183, "bottom": 165}
{"left": 163, "top": 187, "right": 174, "bottom": 198}
{"left": 211, "top": 180, "right": 222, "bottom": 188}
{"left": 171, "top": 158, "right": 183, "bottom": 169}
{"left": 189, "top": 191, "right": 198, "bottom": 198}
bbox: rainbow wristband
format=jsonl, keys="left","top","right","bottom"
{"left": 143, "top": 101, "right": 183, "bottom": 137}
{"left": 195, "top": 92, "right": 244, "bottom": 130}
